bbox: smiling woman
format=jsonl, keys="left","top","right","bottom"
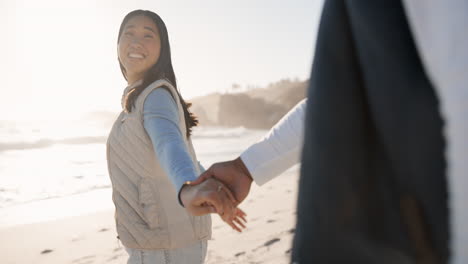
{"left": 107, "top": 9, "right": 246, "bottom": 264}
{"left": 116, "top": 10, "right": 197, "bottom": 137}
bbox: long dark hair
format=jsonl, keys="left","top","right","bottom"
{"left": 118, "top": 10, "right": 198, "bottom": 137}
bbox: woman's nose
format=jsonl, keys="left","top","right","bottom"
{"left": 130, "top": 38, "right": 142, "bottom": 47}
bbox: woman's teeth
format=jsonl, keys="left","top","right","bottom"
{"left": 129, "top": 53, "right": 144, "bottom": 59}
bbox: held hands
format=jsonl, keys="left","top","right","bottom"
{"left": 191, "top": 157, "right": 253, "bottom": 204}
{"left": 181, "top": 157, "right": 254, "bottom": 232}
{"left": 180, "top": 178, "right": 247, "bottom": 232}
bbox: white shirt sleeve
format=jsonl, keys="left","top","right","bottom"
{"left": 402, "top": 2, "right": 468, "bottom": 263}
{"left": 240, "top": 99, "right": 307, "bottom": 185}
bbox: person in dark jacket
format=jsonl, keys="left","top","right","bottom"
{"left": 292, "top": 1, "right": 448, "bottom": 263}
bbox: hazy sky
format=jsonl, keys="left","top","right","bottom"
{"left": 1, "top": 0, "right": 324, "bottom": 120}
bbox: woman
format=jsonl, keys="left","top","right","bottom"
{"left": 107, "top": 10, "right": 245, "bottom": 263}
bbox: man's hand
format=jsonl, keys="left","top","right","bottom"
{"left": 180, "top": 178, "right": 247, "bottom": 232}
{"left": 191, "top": 157, "right": 253, "bottom": 205}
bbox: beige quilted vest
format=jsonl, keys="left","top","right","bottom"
{"left": 106, "top": 79, "right": 211, "bottom": 250}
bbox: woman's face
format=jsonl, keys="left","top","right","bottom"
{"left": 118, "top": 15, "right": 161, "bottom": 84}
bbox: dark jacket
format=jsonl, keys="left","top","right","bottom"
{"left": 292, "top": 0, "right": 448, "bottom": 263}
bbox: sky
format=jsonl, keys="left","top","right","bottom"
{"left": 0, "top": 0, "right": 324, "bottom": 121}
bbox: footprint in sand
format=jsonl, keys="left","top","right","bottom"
{"left": 41, "top": 249, "right": 53, "bottom": 254}
{"left": 71, "top": 235, "right": 86, "bottom": 242}
{"left": 285, "top": 248, "right": 292, "bottom": 254}
{"left": 72, "top": 255, "right": 95, "bottom": 264}
{"left": 234, "top": 251, "right": 246, "bottom": 257}
{"left": 253, "top": 238, "right": 281, "bottom": 252}
{"left": 76, "top": 261, "right": 93, "bottom": 264}
{"left": 250, "top": 217, "right": 260, "bottom": 222}
{"left": 107, "top": 254, "right": 126, "bottom": 262}
{"left": 98, "top": 228, "right": 109, "bottom": 232}
{"left": 113, "top": 247, "right": 123, "bottom": 252}
{"left": 288, "top": 228, "right": 295, "bottom": 234}
{"left": 266, "top": 219, "right": 276, "bottom": 223}
{"left": 264, "top": 238, "right": 280, "bottom": 247}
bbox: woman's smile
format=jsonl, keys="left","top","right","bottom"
{"left": 128, "top": 53, "right": 145, "bottom": 59}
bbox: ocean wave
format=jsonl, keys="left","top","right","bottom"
{"left": 0, "top": 126, "right": 265, "bottom": 209}
{"left": 0, "top": 184, "right": 111, "bottom": 209}
{"left": 0, "top": 126, "right": 260, "bottom": 152}
{"left": 0, "top": 136, "right": 107, "bottom": 152}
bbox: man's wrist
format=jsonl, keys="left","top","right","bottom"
{"left": 234, "top": 157, "right": 253, "bottom": 182}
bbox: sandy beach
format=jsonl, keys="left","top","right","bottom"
{"left": 0, "top": 168, "right": 299, "bottom": 264}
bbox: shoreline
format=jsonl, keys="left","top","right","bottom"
{"left": 0, "top": 168, "right": 299, "bottom": 264}
{"left": 0, "top": 188, "right": 114, "bottom": 229}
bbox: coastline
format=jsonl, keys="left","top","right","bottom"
{"left": 0, "top": 168, "right": 299, "bottom": 264}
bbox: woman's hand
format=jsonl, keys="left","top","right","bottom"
{"left": 191, "top": 158, "right": 253, "bottom": 205}
{"left": 180, "top": 178, "right": 247, "bottom": 232}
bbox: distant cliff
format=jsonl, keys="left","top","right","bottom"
{"left": 190, "top": 79, "right": 308, "bottom": 129}
{"left": 83, "top": 79, "right": 308, "bottom": 130}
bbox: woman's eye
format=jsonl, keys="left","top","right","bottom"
{"left": 124, "top": 32, "right": 134, "bottom": 37}
{"left": 144, "top": 34, "right": 154, "bottom": 39}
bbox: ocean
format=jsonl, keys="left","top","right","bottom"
{"left": 0, "top": 119, "right": 267, "bottom": 226}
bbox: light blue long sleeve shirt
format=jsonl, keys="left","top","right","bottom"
{"left": 143, "top": 88, "right": 204, "bottom": 194}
